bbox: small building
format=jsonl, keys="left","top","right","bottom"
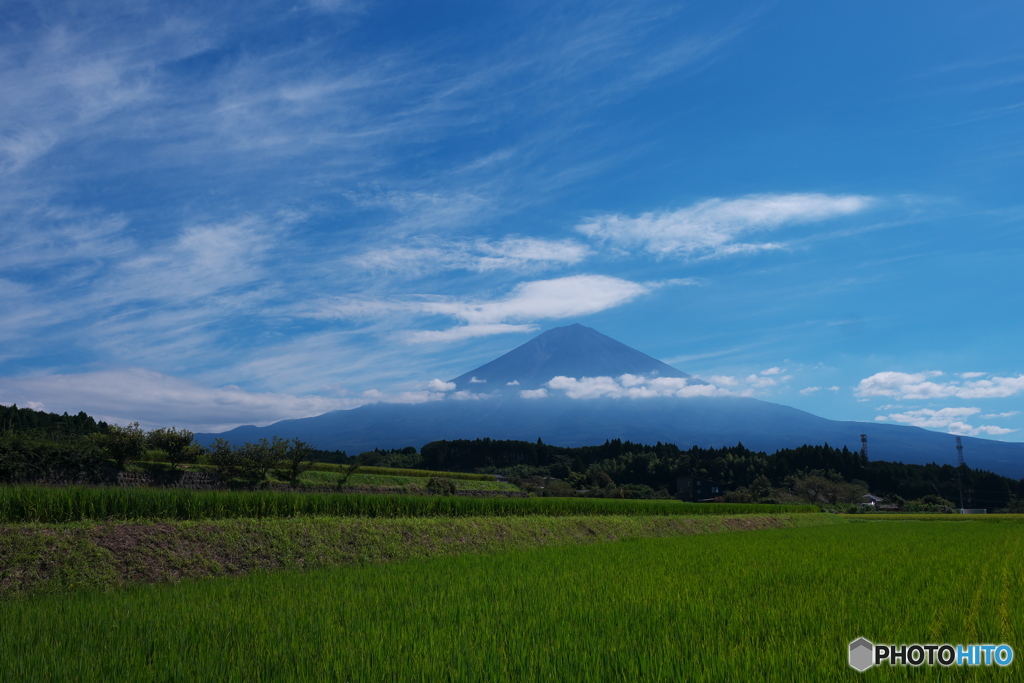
{"left": 861, "top": 493, "right": 883, "bottom": 507}
{"left": 676, "top": 477, "right": 724, "bottom": 502}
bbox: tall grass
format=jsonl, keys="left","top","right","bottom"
{"left": 1, "top": 521, "right": 1019, "bottom": 680}
{"left": 0, "top": 485, "right": 816, "bottom": 523}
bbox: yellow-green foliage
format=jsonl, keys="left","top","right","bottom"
{"left": 0, "top": 485, "right": 817, "bottom": 523}
{"left": 1, "top": 520, "right": 1019, "bottom": 680}
{"left": 305, "top": 462, "right": 496, "bottom": 481}
{"left": 852, "top": 513, "right": 1024, "bottom": 522}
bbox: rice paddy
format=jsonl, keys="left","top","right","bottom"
{"left": 1, "top": 519, "right": 1019, "bottom": 681}
{"left": 0, "top": 484, "right": 816, "bottom": 523}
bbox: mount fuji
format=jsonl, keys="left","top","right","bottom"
{"left": 448, "top": 323, "right": 704, "bottom": 392}
{"left": 198, "top": 325, "right": 1024, "bottom": 478}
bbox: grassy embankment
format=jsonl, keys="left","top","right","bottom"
{"left": 2, "top": 519, "right": 1020, "bottom": 680}
{"left": 0, "top": 512, "right": 842, "bottom": 598}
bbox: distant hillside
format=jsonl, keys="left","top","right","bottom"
{"left": 197, "top": 394, "right": 1024, "bottom": 479}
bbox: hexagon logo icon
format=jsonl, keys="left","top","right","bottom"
{"left": 849, "top": 638, "right": 874, "bottom": 672}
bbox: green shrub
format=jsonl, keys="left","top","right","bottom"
{"left": 426, "top": 477, "right": 458, "bottom": 496}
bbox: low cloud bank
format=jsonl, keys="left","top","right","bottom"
{"left": 876, "top": 407, "right": 1017, "bottom": 438}
{"left": 543, "top": 374, "right": 735, "bottom": 400}
{"left": 857, "top": 371, "right": 1024, "bottom": 400}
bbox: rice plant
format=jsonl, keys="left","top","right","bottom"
{"left": 0, "top": 520, "right": 1018, "bottom": 681}
{"left": 0, "top": 484, "right": 817, "bottom": 523}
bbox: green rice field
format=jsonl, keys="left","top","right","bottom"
{"left": 0, "top": 485, "right": 816, "bottom": 523}
{"left": 1, "top": 519, "right": 1019, "bottom": 681}
{"left": 304, "top": 462, "right": 498, "bottom": 481}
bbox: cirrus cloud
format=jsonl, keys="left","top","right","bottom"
{"left": 575, "top": 193, "right": 874, "bottom": 259}
{"left": 353, "top": 237, "right": 591, "bottom": 277}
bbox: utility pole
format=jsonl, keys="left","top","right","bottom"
{"left": 955, "top": 436, "right": 965, "bottom": 513}
{"left": 860, "top": 433, "right": 868, "bottom": 460}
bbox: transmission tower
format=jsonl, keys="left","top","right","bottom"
{"left": 860, "top": 433, "right": 868, "bottom": 460}
{"left": 955, "top": 436, "right": 965, "bottom": 513}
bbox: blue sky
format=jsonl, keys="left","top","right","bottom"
{"left": 2, "top": 0, "right": 1022, "bottom": 440}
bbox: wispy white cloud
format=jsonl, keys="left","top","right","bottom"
{"left": 0, "top": 368, "right": 358, "bottom": 433}
{"left": 324, "top": 274, "right": 660, "bottom": 342}
{"left": 575, "top": 193, "right": 874, "bottom": 259}
{"left": 0, "top": 208, "right": 133, "bottom": 270}
{"left": 423, "top": 275, "right": 650, "bottom": 325}
{"left": 96, "top": 218, "right": 279, "bottom": 306}
{"left": 409, "top": 324, "right": 539, "bottom": 343}
{"left": 353, "top": 236, "right": 591, "bottom": 276}
{"left": 876, "top": 407, "right": 1016, "bottom": 437}
{"left": 799, "top": 386, "right": 821, "bottom": 395}
{"left": 306, "top": 0, "right": 366, "bottom": 15}
{"left": 856, "top": 371, "right": 1024, "bottom": 400}
{"left": 0, "top": 0, "right": 747, "bottom": 406}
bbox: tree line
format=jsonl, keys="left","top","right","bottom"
{"left": 415, "top": 437, "right": 1024, "bottom": 510}
{"left": 0, "top": 404, "right": 313, "bottom": 485}
{"left": 3, "top": 403, "right": 1022, "bottom": 509}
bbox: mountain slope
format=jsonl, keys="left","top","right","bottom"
{"left": 448, "top": 324, "right": 701, "bottom": 391}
